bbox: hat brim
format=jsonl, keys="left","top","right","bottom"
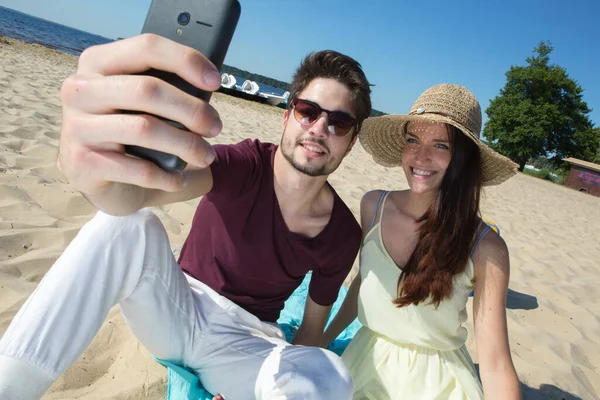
{"left": 358, "top": 114, "right": 519, "bottom": 186}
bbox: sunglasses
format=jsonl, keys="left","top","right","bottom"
{"left": 291, "top": 98, "right": 357, "bottom": 137}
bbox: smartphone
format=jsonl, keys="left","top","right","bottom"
{"left": 124, "top": 0, "right": 241, "bottom": 172}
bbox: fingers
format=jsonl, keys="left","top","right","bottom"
{"left": 74, "top": 113, "right": 216, "bottom": 168}
{"left": 81, "top": 149, "right": 188, "bottom": 192}
{"left": 77, "top": 34, "right": 222, "bottom": 92}
{"left": 61, "top": 74, "right": 223, "bottom": 137}
{"left": 57, "top": 33, "right": 224, "bottom": 197}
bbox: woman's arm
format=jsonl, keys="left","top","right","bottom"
{"left": 472, "top": 232, "right": 522, "bottom": 400}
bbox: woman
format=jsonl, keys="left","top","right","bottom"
{"left": 323, "top": 84, "right": 522, "bottom": 399}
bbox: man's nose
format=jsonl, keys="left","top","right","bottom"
{"left": 308, "top": 112, "right": 330, "bottom": 138}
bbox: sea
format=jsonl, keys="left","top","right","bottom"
{"left": 0, "top": 5, "right": 286, "bottom": 96}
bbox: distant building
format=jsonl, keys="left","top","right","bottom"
{"left": 562, "top": 157, "right": 600, "bottom": 197}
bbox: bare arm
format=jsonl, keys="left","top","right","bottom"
{"left": 57, "top": 34, "right": 223, "bottom": 216}
{"left": 77, "top": 165, "right": 214, "bottom": 216}
{"left": 321, "top": 190, "right": 380, "bottom": 346}
{"left": 292, "top": 295, "right": 332, "bottom": 347}
{"left": 321, "top": 274, "right": 360, "bottom": 347}
{"left": 472, "top": 233, "right": 522, "bottom": 400}
{"left": 143, "top": 166, "right": 214, "bottom": 208}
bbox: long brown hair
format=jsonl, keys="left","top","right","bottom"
{"left": 393, "top": 125, "right": 483, "bottom": 308}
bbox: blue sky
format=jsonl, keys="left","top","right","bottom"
{"left": 2, "top": 0, "right": 599, "bottom": 128}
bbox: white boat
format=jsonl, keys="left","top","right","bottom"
{"left": 259, "top": 91, "right": 290, "bottom": 106}
{"left": 220, "top": 73, "right": 237, "bottom": 89}
{"left": 221, "top": 77, "right": 289, "bottom": 107}
{"left": 241, "top": 80, "right": 260, "bottom": 95}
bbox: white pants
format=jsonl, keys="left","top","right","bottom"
{"left": 0, "top": 209, "right": 353, "bottom": 400}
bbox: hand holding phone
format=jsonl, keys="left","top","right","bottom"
{"left": 57, "top": 0, "right": 241, "bottom": 208}
{"left": 57, "top": 12, "right": 239, "bottom": 212}
{"left": 124, "top": 0, "right": 241, "bottom": 172}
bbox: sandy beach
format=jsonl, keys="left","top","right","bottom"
{"left": 1, "top": 36, "right": 599, "bottom": 400}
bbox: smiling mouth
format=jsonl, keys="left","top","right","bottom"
{"left": 411, "top": 167, "right": 436, "bottom": 178}
{"left": 299, "top": 142, "right": 327, "bottom": 156}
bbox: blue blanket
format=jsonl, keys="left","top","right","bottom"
{"left": 153, "top": 273, "right": 362, "bottom": 399}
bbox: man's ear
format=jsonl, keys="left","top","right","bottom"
{"left": 282, "top": 109, "right": 290, "bottom": 132}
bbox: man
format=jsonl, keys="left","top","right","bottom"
{"left": 0, "top": 33, "right": 372, "bottom": 399}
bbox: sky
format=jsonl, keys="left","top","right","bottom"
{"left": 2, "top": 0, "right": 599, "bottom": 128}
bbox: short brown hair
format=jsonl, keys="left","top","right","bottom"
{"left": 288, "top": 50, "right": 372, "bottom": 134}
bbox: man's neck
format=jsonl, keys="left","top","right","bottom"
{"left": 273, "top": 148, "right": 330, "bottom": 216}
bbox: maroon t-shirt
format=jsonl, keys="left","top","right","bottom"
{"left": 177, "top": 138, "right": 361, "bottom": 322}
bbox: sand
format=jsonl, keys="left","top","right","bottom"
{"left": 0, "top": 36, "right": 599, "bottom": 400}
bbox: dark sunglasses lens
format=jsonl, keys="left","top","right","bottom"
{"left": 329, "top": 112, "right": 355, "bottom": 135}
{"left": 294, "top": 101, "right": 321, "bottom": 124}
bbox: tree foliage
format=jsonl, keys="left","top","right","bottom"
{"left": 483, "top": 41, "right": 599, "bottom": 171}
{"left": 592, "top": 127, "right": 600, "bottom": 164}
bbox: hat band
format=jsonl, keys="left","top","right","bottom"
{"left": 409, "top": 107, "right": 454, "bottom": 118}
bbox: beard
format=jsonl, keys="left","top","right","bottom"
{"left": 281, "top": 135, "right": 340, "bottom": 177}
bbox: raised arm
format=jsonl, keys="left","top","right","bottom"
{"left": 57, "top": 34, "right": 223, "bottom": 216}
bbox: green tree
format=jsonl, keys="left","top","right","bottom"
{"left": 573, "top": 126, "right": 600, "bottom": 164}
{"left": 483, "top": 41, "right": 598, "bottom": 171}
{"left": 592, "top": 127, "right": 600, "bottom": 164}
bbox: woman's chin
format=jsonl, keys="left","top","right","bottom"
{"left": 408, "top": 182, "right": 440, "bottom": 196}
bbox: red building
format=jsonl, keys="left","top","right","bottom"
{"left": 563, "top": 157, "right": 600, "bottom": 197}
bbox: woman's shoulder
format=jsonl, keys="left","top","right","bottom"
{"left": 360, "top": 189, "right": 407, "bottom": 206}
{"left": 477, "top": 227, "right": 507, "bottom": 253}
{"left": 472, "top": 227, "right": 510, "bottom": 274}
{"left": 359, "top": 190, "right": 383, "bottom": 228}
{"left": 359, "top": 190, "right": 408, "bottom": 227}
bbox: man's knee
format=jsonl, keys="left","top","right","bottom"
{"left": 86, "top": 208, "right": 169, "bottom": 246}
{"left": 94, "top": 207, "right": 162, "bottom": 232}
{"left": 63, "top": 208, "right": 172, "bottom": 283}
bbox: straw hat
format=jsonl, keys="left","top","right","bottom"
{"left": 359, "top": 84, "right": 518, "bottom": 186}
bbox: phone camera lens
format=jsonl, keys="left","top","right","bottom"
{"left": 177, "top": 12, "right": 191, "bottom": 26}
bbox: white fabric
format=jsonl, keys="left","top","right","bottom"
{"left": 0, "top": 209, "right": 352, "bottom": 400}
{"left": 0, "top": 355, "right": 53, "bottom": 399}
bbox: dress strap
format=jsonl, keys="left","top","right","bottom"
{"left": 470, "top": 222, "right": 492, "bottom": 258}
{"left": 370, "top": 191, "right": 390, "bottom": 229}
